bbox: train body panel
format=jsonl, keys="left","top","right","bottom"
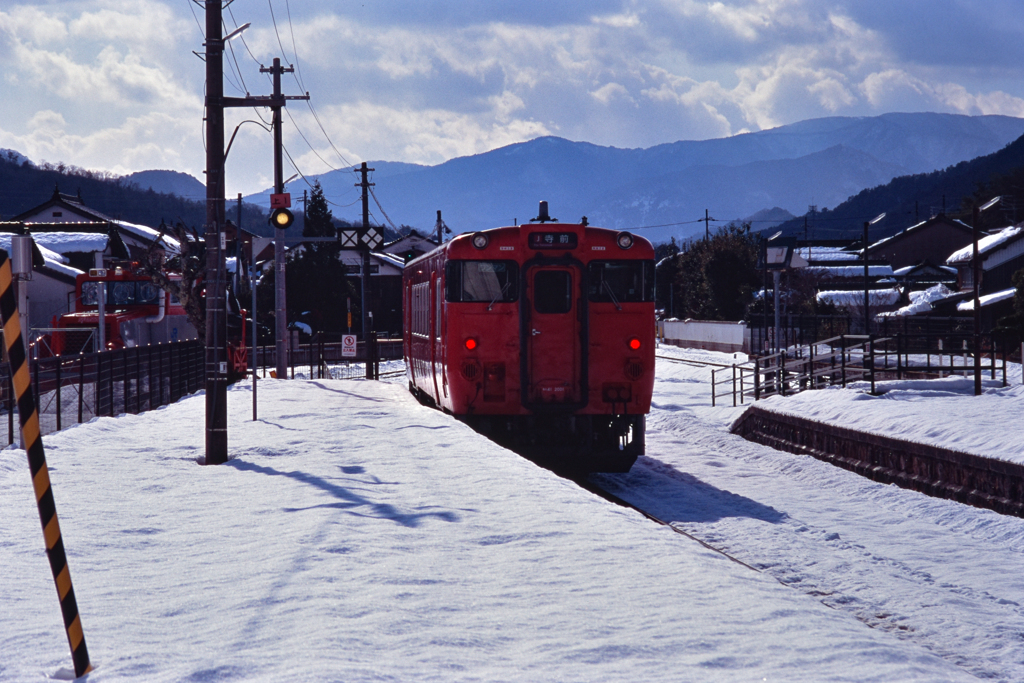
{"left": 404, "top": 217, "right": 655, "bottom": 471}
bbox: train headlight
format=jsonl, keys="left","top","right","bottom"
{"left": 471, "top": 232, "right": 490, "bottom": 249}
{"left": 616, "top": 231, "right": 634, "bottom": 249}
{"left": 628, "top": 337, "right": 641, "bottom": 350}
{"left": 464, "top": 338, "right": 478, "bottom": 351}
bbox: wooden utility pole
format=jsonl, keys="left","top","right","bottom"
{"left": 701, "top": 209, "right": 716, "bottom": 240}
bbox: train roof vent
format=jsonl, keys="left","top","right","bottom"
{"left": 530, "top": 200, "right": 558, "bottom": 223}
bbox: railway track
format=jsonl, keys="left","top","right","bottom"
{"left": 573, "top": 476, "right": 762, "bottom": 572}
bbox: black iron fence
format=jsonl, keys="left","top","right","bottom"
{"left": 3, "top": 339, "right": 204, "bottom": 445}
{"left": 5, "top": 335, "right": 408, "bottom": 444}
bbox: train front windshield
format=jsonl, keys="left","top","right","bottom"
{"left": 446, "top": 261, "right": 519, "bottom": 303}
{"left": 82, "top": 280, "right": 163, "bottom": 307}
{"left": 587, "top": 260, "right": 655, "bottom": 303}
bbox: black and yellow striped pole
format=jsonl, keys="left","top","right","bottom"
{"left": 0, "top": 250, "right": 92, "bottom": 677}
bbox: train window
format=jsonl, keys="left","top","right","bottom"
{"left": 588, "top": 260, "right": 655, "bottom": 303}
{"left": 446, "top": 261, "right": 519, "bottom": 303}
{"left": 533, "top": 270, "right": 572, "bottom": 314}
{"left": 138, "top": 282, "right": 161, "bottom": 304}
{"left": 81, "top": 282, "right": 99, "bottom": 306}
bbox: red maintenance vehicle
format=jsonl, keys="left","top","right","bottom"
{"left": 47, "top": 265, "right": 248, "bottom": 380}
{"left": 403, "top": 202, "right": 656, "bottom": 472}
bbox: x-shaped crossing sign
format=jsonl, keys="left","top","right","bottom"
{"left": 338, "top": 227, "right": 383, "bottom": 250}
{"left": 338, "top": 229, "right": 360, "bottom": 248}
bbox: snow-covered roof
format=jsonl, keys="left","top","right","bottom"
{"left": 878, "top": 284, "right": 954, "bottom": 317}
{"left": 0, "top": 234, "right": 83, "bottom": 279}
{"left": 113, "top": 219, "right": 181, "bottom": 253}
{"left": 30, "top": 232, "right": 109, "bottom": 255}
{"left": 816, "top": 288, "right": 901, "bottom": 307}
{"left": 892, "top": 264, "right": 957, "bottom": 276}
{"left": 946, "top": 226, "right": 1022, "bottom": 264}
{"left": 956, "top": 287, "right": 1017, "bottom": 311}
{"left": 804, "top": 265, "right": 894, "bottom": 278}
{"left": 794, "top": 246, "right": 859, "bottom": 262}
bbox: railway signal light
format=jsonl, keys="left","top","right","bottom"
{"left": 628, "top": 337, "right": 641, "bottom": 350}
{"left": 464, "top": 338, "right": 478, "bottom": 351}
{"left": 270, "top": 207, "right": 295, "bottom": 229}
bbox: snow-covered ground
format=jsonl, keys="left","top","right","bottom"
{"left": 598, "top": 345, "right": 1024, "bottom": 682}
{"left": 1, "top": 349, "right": 1022, "bottom": 681}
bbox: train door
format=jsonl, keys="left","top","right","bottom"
{"left": 525, "top": 265, "right": 581, "bottom": 404}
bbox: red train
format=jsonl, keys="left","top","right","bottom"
{"left": 403, "top": 203, "right": 655, "bottom": 472}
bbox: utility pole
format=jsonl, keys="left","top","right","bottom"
{"left": 355, "top": 163, "right": 374, "bottom": 338}
{"left": 204, "top": 0, "right": 228, "bottom": 464}
{"left": 266, "top": 57, "right": 292, "bottom": 382}
{"left": 701, "top": 209, "right": 716, "bottom": 241}
{"left": 436, "top": 210, "right": 444, "bottom": 245}
{"left": 201, "top": 5, "right": 306, "bottom": 463}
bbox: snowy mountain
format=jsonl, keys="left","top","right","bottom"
{"left": 244, "top": 113, "right": 1024, "bottom": 244}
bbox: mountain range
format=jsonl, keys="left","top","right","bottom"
{"left": 233, "top": 112, "right": 1024, "bottom": 244}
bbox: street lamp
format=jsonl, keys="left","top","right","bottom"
{"left": 862, "top": 213, "right": 886, "bottom": 335}
{"left": 973, "top": 196, "right": 1001, "bottom": 396}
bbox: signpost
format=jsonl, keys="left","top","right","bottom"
{"left": 342, "top": 334, "right": 357, "bottom": 358}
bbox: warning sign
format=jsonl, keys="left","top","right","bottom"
{"left": 342, "top": 334, "right": 357, "bottom": 357}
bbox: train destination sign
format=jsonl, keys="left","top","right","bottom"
{"left": 528, "top": 232, "right": 578, "bottom": 250}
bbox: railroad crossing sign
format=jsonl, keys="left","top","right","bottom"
{"left": 342, "top": 334, "right": 357, "bottom": 357}
{"left": 338, "top": 227, "right": 383, "bottom": 250}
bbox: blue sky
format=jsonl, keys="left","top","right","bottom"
{"left": 2, "top": 0, "right": 1023, "bottom": 200}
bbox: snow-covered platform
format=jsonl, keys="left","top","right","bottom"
{"left": 0, "top": 378, "right": 979, "bottom": 681}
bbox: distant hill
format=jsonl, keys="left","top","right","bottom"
{"left": 245, "top": 113, "right": 1024, "bottom": 244}
{"left": 773, "top": 133, "right": 1024, "bottom": 241}
{"left": 0, "top": 157, "right": 267, "bottom": 233}
{"left": 124, "top": 170, "right": 207, "bottom": 202}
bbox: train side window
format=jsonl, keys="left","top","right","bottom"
{"left": 446, "top": 261, "right": 518, "bottom": 303}
{"left": 533, "top": 270, "right": 572, "bottom": 314}
{"left": 588, "top": 260, "right": 655, "bottom": 303}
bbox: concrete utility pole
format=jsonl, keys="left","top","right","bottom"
{"left": 204, "top": 0, "right": 229, "bottom": 464}
{"left": 266, "top": 57, "right": 292, "bottom": 381}
{"left": 202, "top": 4, "right": 306, "bottom": 464}
{"left": 356, "top": 163, "right": 374, "bottom": 338}
{"left": 701, "top": 209, "right": 716, "bottom": 241}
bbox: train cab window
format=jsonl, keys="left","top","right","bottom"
{"left": 446, "top": 261, "right": 519, "bottom": 304}
{"left": 533, "top": 270, "right": 572, "bottom": 314}
{"left": 588, "top": 260, "right": 655, "bottom": 304}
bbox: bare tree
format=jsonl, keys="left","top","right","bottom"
{"left": 141, "top": 221, "right": 207, "bottom": 344}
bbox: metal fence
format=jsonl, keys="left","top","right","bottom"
{"left": 3, "top": 339, "right": 204, "bottom": 445}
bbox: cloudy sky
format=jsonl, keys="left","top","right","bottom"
{"left": 2, "top": 0, "right": 1024, "bottom": 202}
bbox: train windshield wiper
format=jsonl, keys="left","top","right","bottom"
{"left": 487, "top": 282, "right": 509, "bottom": 310}
{"left": 602, "top": 279, "right": 622, "bottom": 311}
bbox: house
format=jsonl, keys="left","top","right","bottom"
{"left": 382, "top": 230, "right": 438, "bottom": 262}
{"left": 0, "top": 233, "right": 84, "bottom": 337}
{"left": 946, "top": 225, "right": 1024, "bottom": 295}
{"left": 6, "top": 185, "right": 179, "bottom": 261}
{"left": 866, "top": 214, "right": 975, "bottom": 271}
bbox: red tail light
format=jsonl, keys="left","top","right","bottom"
{"left": 628, "top": 337, "right": 641, "bottom": 350}
{"left": 465, "top": 338, "right": 478, "bottom": 351}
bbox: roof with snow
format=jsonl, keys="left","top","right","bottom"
{"left": 816, "top": 288, "right": 901, "bottom": 307}
{"left": 867, "top": 214, "right": 972, "bottom": 253}
{"left": 956, "top": 287, "right": 1018, "bottom": 311}
{"left": 947, "top": 226, "right": 1023, "bottom": 264}
{"left": 29, "top": 232, "right": 110, "bottom": 254}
